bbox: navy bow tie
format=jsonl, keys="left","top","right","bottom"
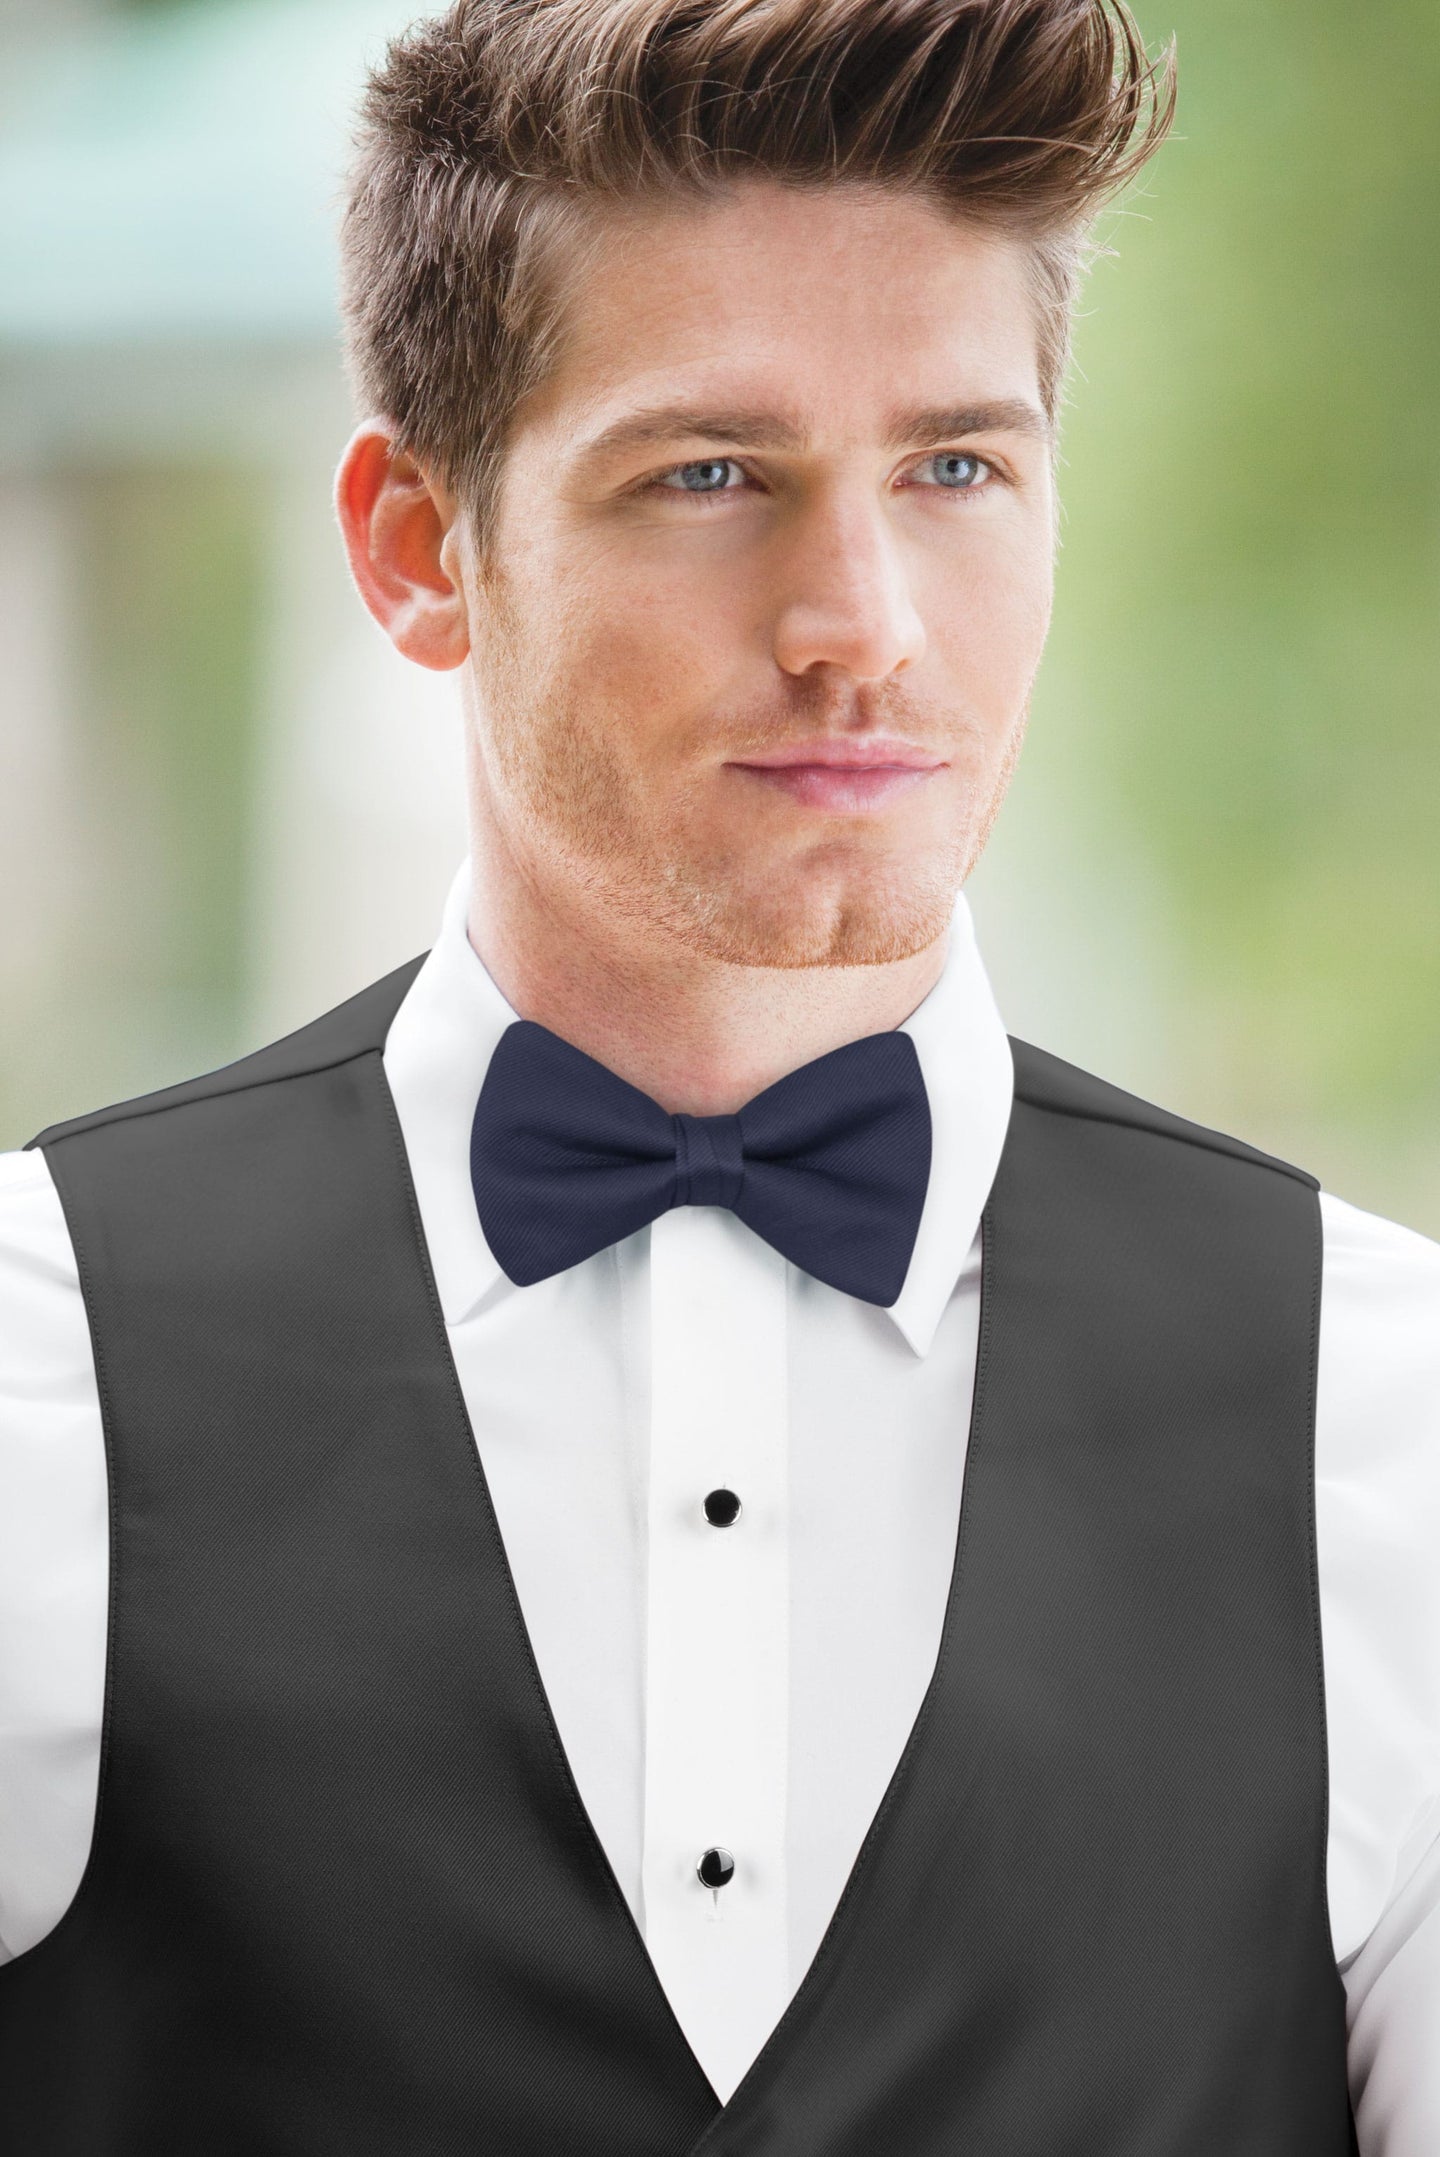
{"left": 470, "top": 1019, "right": 932, "bottom": 1306}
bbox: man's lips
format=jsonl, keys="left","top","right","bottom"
{"left": 726, "top": 737, "right": 946, "bottom": 811}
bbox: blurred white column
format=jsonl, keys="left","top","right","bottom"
{"left": 0, "top": 477, "right": 88, "bottom": 1016}
{"left": 243, "top": 446, "right": 470, "bottom": 1045}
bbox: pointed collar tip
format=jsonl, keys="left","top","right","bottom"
{"left": 882, "top": 1280, "right": 948, "bottom": 1359}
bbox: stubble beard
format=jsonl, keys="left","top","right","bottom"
{"left": 473, "top": 606, "right": 1030, "bottom": 972}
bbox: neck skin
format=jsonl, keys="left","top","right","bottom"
{"left": 464, "top": 786, "right": 949, "bottom": 1121}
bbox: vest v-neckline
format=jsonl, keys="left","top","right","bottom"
{"left": 374, "top": 1047, "right": 989, "bottom": 2143}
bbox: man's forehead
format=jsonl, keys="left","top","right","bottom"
{"left": 528, "top": 187, "right": 1044, "bottom": 435}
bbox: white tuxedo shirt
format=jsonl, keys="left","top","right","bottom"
{"left": 1, "top": 855, "right": 1437, "bottom": 2141}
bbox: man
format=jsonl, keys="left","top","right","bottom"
{"left": 0, "top": 0, "right": 1435, "bottom": 2147}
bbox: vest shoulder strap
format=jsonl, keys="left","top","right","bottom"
{"left": 25, "top": 954, "right": 428, "bottom": 1153}
{"left": 1008, "top": 1034, "right": 1319, "bottom": 1190}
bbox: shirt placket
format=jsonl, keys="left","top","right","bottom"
{"left": 640, "top": 1203, "right": 790, "bottom": 2103}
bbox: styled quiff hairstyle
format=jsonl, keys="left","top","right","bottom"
{"left": 341, "top": 0, "right": 1175, "bottom": 552}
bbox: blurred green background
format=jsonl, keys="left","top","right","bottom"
{"left": 1, "top": 0, "right": 1437, "bottom": 1234}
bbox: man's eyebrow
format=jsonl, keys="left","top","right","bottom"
{"left": 578, "top": 408, "right": 801, "bottom": 460}
{"left": 893, "top": 401, "right": 1052, "bottom": 448}
{"left": 577, "top": 397, "right": 1051, "bottom": 463}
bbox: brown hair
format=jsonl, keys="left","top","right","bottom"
{"left": 341, "top": 0, "right": 1175, "bottom": 551}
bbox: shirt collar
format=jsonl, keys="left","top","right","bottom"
{"left": 889, "top": 892, "right": 1014, "bottom": 1355}
{"left": 382, "top": 854, "right": 1014, "bottom": 1357}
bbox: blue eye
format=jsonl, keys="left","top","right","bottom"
{"left": 659, "top": 459, "right": 738, "bottom": 494}
{"left": 922, "top": 453, "right": 989, "bottom": 490}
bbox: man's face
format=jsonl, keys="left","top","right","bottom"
{"left": 458, "top": 179, "right": 1056, "bottom": 969}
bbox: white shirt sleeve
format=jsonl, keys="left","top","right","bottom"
{"left": 0, "top": 1145, "right": 108, "bottom": 1963}
{"left": 1318, "top": 1191, "right": 1440, "bottom": 2151}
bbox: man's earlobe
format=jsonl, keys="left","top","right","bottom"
{"left": 334, "top": 423, "right": 471, "bottom": 673}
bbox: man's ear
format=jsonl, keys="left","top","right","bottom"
{"left": 334, "top": 423, "right": 470, "bottom": 672}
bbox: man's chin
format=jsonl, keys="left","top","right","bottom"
{"left": 660, "top": 873, "right": 959, "bottom": 970}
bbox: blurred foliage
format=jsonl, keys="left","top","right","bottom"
{"left": 73, "top": 470, "right": 264, "bottom": 1079}
{"left": 1033, "top": 0, "right": 1440, "bottom": 1194}
{"left": 1, "top": 469, "right": 268, "bottom": 1141}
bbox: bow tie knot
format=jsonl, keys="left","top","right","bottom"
{"left": 470, "top": 1019, "right": 932, "bottom": 1306}
{"left": 672, "top": 1112, "right": 745, "bottom": 1210}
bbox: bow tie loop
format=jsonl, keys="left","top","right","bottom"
{"left": 672, "top": 1113, "right": 745, "bottom": 1209}
{"left": 471, "top": 1020, "right": 931, "bottom": 1306}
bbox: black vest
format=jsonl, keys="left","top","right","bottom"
{"left": 0, "top": 957, "right": 1357, "bottom": 2154}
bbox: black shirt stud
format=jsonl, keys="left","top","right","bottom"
{"left": 697, "top": 1845, "right": 735, "bottom": 1909}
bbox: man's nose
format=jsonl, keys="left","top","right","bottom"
{"left": 768, "top": 489, "right": 927, "bottom": 683}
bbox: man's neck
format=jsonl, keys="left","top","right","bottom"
{"left": 463, "top": 840, "right": 949, "bottom": 1120}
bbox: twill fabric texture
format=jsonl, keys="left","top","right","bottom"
{"left": 0, "top": 958, "right": 1358, "bottom": 2154}
{"left": 470, "top": 1016, "right": 932, "bottom": 1305}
